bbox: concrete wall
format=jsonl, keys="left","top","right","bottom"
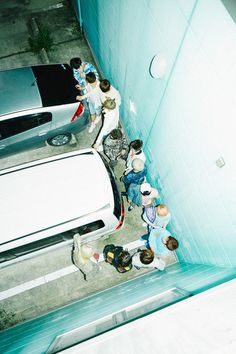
{"left": 78, "top": 0, "right": 236, "bottom": 268}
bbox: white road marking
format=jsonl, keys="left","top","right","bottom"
{"left": 0, "top": 240, "right": 144, "bottom": 301}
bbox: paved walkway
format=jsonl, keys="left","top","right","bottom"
{"left": 0, "top": 0, "right": 177, "bottom": 330}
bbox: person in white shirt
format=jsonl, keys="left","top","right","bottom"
{"left": 99, "top": 79, "right": 121, "bottom": 106}
{"left": 125, "top": 139, "right": 146, "bottom": 174}
{"left": 93, "top": 79, "right": 121, "bottom": 126}
{"left": 76, "top": 72, "right": 101, "bottom": 133}
{"left": 93, "top": 98, "right": 119, "bottom": 150}
{"left": 132, "top": 248, "right": 166, "bottom": 270}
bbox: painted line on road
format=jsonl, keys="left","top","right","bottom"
{"left": 0, "top": 239, "right": 144, "bottom": 301}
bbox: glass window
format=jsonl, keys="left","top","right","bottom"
{"left": 77, "top": 220, "right": 105, "bottom": 235}
{"left": 38, "top": 112, "right": 52, "bottom": 125}
{"left": 0, "top": 221, "right": 104, "bottom": 264}
{"left": 0, "top": 112, "right": 52, "bottom": 139}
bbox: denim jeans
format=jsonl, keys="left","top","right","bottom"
{"left": 140, "top": 234, "right": 150, "bottom": 249}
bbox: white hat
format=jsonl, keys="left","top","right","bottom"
{"left": 140, "top": 183, "right": 151, "bottom": 193}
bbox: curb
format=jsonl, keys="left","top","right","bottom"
{"left": 29, "top": 17, "right": 50, "bottom": 64}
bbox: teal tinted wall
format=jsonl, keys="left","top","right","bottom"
{"left": 1, "top": 263, "right": 235, "bottom": 354}
{"left": 79, "top": 0, "right": 236, "bottom": 268}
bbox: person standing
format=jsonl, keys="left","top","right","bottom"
{"left": 103, "top": 244, "right": 132, "bottom": 273}
{"left": 76, "top": 72, "right": 101, "bottom": 133}
{"left": 142, "top": 204, "right": 171, "bottom": 230}
{"left": 72, "top": 233, "right": 100, "bottom": 281}
{"left": 103, "top": 128, "right": 128, "bottom": 167}
{"left": 140, "top": 228, "right": 179, "bottom": 257}
{"left": 93, "top": 98, "right": 119, "bottom": 150}
{"left": 127, "top": 182, "right": 159, "bottom": 212}
{"left": 70, "top": 57, "right": 99, "bottom": 94}
{"left": 125, "top": 139, "right": 146, "bottom": 174}
{"left": 121, "top": 158, "right": 147, "bottom": 194}
{"left": 132, "top": 249, "right": 166, "bottom": 270}
{"left": 99, "top": 79, "right": 121, "bottom": 106}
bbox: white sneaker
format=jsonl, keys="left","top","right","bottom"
{"left": 88, "top": 122, "right": 95, "bottom": 133}
{"left": 94, "top": 115, "right": 101, "bottom": 124}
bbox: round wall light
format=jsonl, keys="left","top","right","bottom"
{"left": 149, "top": 54, "right": 167, "bottom": 79}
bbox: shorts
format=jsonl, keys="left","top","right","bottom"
{"left": 88, "top": 101, "right": 101, "bottom": 115}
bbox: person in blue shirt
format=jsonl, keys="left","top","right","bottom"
{"left": 121, "top": 158, "right": 147, "bottom": 194}
{"left": 70, "top": 57, "right": 99, "bottom": 94}
{"left": 141, "top": 227, "right": 179, "bottom": 257}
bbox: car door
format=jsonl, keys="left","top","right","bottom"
{"left": 0, "top": 112, "right": 52, "bottom": 157}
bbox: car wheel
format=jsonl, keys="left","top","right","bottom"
{"left": 47, "top": 133, "right": 72, "bottom": 146}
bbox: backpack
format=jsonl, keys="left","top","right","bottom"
{"left": 103, "top": 244, "right": 132, "bottom": 273}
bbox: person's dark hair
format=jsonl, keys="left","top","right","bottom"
{"left": 86, "top": 72, "right": 96, "bottom": 83}
{"left": 166, "top": 236, "right": 179, "bottom": 251}
{"left": 139, "top": 249, "right": 154, "bottom": 264}
{"left": 130, "top": 139, "right": 143, "bottom": 152}
{"left": 141, "top": 191, "right": 151, "bottom": 196}
{"left": 117, "top": 250, "right": 132, "bottom": 267}
{"left": 100, "top": 79, "right": 110, "bottom": 92}
{"left": 70, "top": 57, "right": 82, "bottom": 69}
{"left": 110, "top": 129, "right": 123, "bottom": 140}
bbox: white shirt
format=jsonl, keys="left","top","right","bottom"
{"left": 142, "top": 188, "right": 159, "bottom": 207}
{"left": 126, "top": 148, "right": 146, "bottom": 172}
{"left": 84, "top": 81, "right": 101, "bottom": 108}
{"left": 132, "top": 253, "right": 166, "bottom": 270}
{"left": 95, "top": 108, "right": 119, "bottom": 145}
{"left": 100, "top": 86, "right": 121, "bottom": 107}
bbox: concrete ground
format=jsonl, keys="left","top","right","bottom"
{"left": 0, "top": 0, "right": 177, "bottom": 330}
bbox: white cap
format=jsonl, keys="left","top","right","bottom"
{"left": 140, "top": 183, "right": 151, "bottom": 193}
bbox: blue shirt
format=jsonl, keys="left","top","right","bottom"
{"left": 149, "top": 228, "right": 171, "bottom": 256}
{"left": 73, "top": 61, "right": 99, "bottom": 88}
{"left": 123, "top": 166, "right": 147, "bottom": 188}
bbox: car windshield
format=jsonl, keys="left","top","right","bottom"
{"left": 32, "top": 64, "right": 78, "bottom": 106}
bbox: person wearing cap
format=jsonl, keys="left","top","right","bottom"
{"left": 127, "top": 182, "right": 159, "bottom": 212}
{"left": 93, "top": 97, "right": 119, "bottom": 151}
{"left": 142, "top": 204, "right": 171, "bottom": 230}
{"left": 121, "top": 158, "right": 147, "bottom": 194}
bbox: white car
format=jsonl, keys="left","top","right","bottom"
{"left": 0, "top": 148, "right": 124, "bottom": 264}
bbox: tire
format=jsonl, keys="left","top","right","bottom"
{"left": 47, "top": 133, "right": 72, "bottom": 146}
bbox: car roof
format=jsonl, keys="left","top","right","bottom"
{"left": 0, "top": 149, "right": 114, "bottom": 244}
{"left": 0, "top": 64, "right": 78, "bottom": 117}
{"left": 0, "top": 67, "right": 42, "bottom": 116}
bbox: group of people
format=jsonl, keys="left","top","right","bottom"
{"left": 70, "top": 57, "right": 179, "bottom": 278}
{"left": 70, "top": 57, "right": 121, "bottom": 152}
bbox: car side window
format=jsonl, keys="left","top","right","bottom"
{"left": 38, "top": 112, "right": 52, "bottom": 125}
{"left": 0, "top": 112, "right": 52, "bottom": 139}
{"left": 77, "top": 220, "right": 105, "bottom": 235}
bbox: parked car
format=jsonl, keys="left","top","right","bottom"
{"left": 0, "top": 64, "right": 89, "bottom": 157}
{"left": 0, "top": 148, "right": 124, "bottom": 264}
